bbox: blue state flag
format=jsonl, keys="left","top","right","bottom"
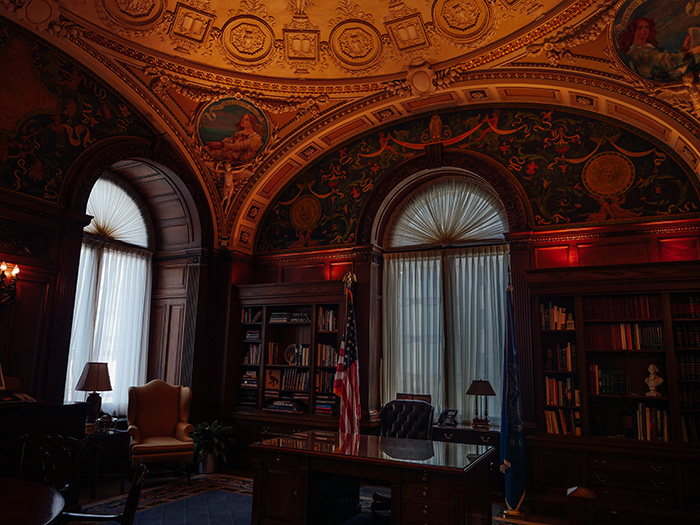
{"left": 500, "top": 284, "right": 526, "bottom": 513}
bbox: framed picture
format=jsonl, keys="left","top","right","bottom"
{"left": 437, "top": 409, "right": 458, "bottom": 426}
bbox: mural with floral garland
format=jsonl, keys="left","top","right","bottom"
{"left": 257, "top": 107, "right": 700, "bottom": 253}
{"left": 0, "top": 20, "right": 153, "bottom": 202}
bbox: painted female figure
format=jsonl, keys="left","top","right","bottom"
{"left": 617, "top": 17, "right": 699, "bottom": 82}
{"left": 220, "top": 112, "right": 265, "bottom": 163}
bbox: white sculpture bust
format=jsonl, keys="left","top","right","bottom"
{"left": 645, "top": 364, "right": 663, "bottom": 397}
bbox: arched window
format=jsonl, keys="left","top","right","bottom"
{"left": 382, "top": 175, "right": 510, "bottom": 425}
{"left": 63, "top": 175, "right": 153, "bottom": 415}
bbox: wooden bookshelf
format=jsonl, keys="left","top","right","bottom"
{"left": 231, "top": 281, "right": 346, "bottom": 465}
{"left": 526, "top": 262, "right": 700, "bottom": 523}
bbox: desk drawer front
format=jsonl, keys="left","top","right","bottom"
{"left": 589, "top": 455, "right": 672, "bottom": 475}
{"left": 404, "top": 483, "right": 451, "bottom": 502}
{"left": 404, "top": 499, "right": 454, "bottom": 522}
{"left": 590, "top": 469, "right": 673, "bottom": 493}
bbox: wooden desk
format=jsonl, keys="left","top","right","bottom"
{"left": 0, "top": 478, "right": 65, "bottom": 524}
{"left": 251, "top": 430, "right": 494, "bottom": 525}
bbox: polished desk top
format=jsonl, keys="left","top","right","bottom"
{"left": 251, "top": 430, "right": 494, "bottom": 471}
{"left": 0, "top": 478, "right": 65, "bottom": 525}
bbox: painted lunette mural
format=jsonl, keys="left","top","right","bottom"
{"left": 0, "top": 20, "right": 153, "bottom": 202}
{"left": 257, "top": 107, "right": 700, "bottom": 253}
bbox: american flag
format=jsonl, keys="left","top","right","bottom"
{"left": 333, "top": 288, "right": 361, "bottom": 435}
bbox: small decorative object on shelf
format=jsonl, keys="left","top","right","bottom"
{"left": 645, "top": 363, "right": 664, "bottom": 397}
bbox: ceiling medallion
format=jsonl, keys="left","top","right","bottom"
{"left": 220, "top": 16, "right": 276, "bottom": 66}
{"left": 170, "top": 3, "right": 215, "bottom": 44}
{"left": 100, "top": 0, "right": 165, "bottom": 28}
{"left": 384, "top": 12, "right": 429, "bottom": 53}
{"left": 329, "top": 20, "right": 382, "bottom": 71}
{"left": 431, "top": 0, "right": 492, "bottom": 43}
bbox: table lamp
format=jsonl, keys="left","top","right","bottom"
{"left": 76, "top": 362, "right": 112, "bottom": 422}
{"left": 466, "top": 379, "right": 496, "bottom": 430}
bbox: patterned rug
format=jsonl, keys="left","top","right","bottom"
{"left": 76, "top": 474, "right": 253, "bottom": 524}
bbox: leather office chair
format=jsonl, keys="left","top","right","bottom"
{"left": 19, "top": 433, "right": 89, "bottom": 512}
{"left": 62, "top": 462, "right": 148, "bottom": 525}
{"left": 371, "top": 399, "right": 435, "bottom": 517}
{"left": 127, "top": 379, "right": 194, "bottom": 479}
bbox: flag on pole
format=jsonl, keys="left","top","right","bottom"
{"left": 500, "top": 284, "right": 526, "bottom": 514}
{"left": 334, "top": 276, "right": 361, "bottom": 435}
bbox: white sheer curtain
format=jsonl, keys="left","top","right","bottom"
{"left": 64, "top": 177, "right": 152, "bottom": 416}
{"left": 445, "top": 245, "right": 509, "bottom": 425}
{"left": 381, "top": 174, "right": 510, "bottom": 423}
{"left": 382, "top": 251, "right": 446, "bottom": 409}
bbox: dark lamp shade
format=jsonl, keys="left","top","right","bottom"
{"left": 466, "top": 379, "right": 496, "bottom": 397}
{"left": 76, "top": 362, "right": 112, "bottom": 392}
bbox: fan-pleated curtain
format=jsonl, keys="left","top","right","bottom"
{"left": 64, "top": 177, "right": 152, "bottom": 415}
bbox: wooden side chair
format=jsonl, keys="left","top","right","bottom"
{"left": 127, "top": 379, "right": 194, "bottom": 480}
{"left": 19, "top": 433, "right": 89, "bottom": 512}
{"left": 62, "top": 462, "right": 148, "bottom": 525}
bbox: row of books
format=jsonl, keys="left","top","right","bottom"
{"left": 589, "top": 365, "right": 628, "bottom": 395}
{"left": 280, "top": 370, "right": 310, "bottom": 391}
{"left": 674, "top": 325, "right": 700, "bottom": 348}
{"left": 242, "top": 308, "right": 262, "bottom": 323}
{"left": 269, "top": 312, "right": 311, "bottom": 323}
{"left": 318, "top": 307, "right": 338, "bottom": 331}
{"left": 584, "top": 322, "right": 664, "bottom": 351}
{"left": 316, "top": 370, "right": 337, "bottom": 392}
{"left": 544, "top": 376, "right": 580, "bottom": 407}
{"left": 678, "top": 385, "right": 700, "bottom": 409}
{"left": 243, "top": 343, "right": 261, "bottom": 365}
{"left": 544, "top": 342, "right": 576, "bottom": 372}
{"left": 544, "top": 408, "right": 581, "bottom": 435}
{"left": 582, "top": 295, "right": 661, "bottom": 320}
{"left": 240, "top": 370, "right": 258, "bottom": 388}
{"left": 676, "top": 356, "right": 700, "bottom": 379}
{"left": 540, "top": 302, "right": 573, "bottom": 331}
{"left": 287, "top": 344, "right": 310, "bottom": 366}
{"left": 317, "top": 344, "right": 338, "bottom": 367}
{"left": 630, "top": 403, "right": 669, "bottom": 441}
{"left": 681, "top": 415, "right": 700, "bottom": 443}
{"left": 314, "top": 394, "right": 336, "bottom": 415}
{"left": 671, "top": 294, "right": 700, "bottom": 319}
{"left": 244, "top": 329, "right": 260, "bottom": 341}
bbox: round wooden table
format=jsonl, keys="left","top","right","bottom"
{"left": 0, "top": 478, "right": 65, "bottom": 524}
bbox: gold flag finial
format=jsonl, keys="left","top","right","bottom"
{"left": 343, "top": 272, "right": 356, "bottom": 290}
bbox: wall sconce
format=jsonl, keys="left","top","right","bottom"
{"left": 0, "top": 262, "right": 20, "bottom": 306}
{"left": 466, "top": 379, "right": 496, "bottom": 430}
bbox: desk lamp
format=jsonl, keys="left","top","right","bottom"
{"left": 466, "top": 379, "right": 496, "bottom": 430}
{"left": 76, "top": 362, "right": 112, "bottom": 422}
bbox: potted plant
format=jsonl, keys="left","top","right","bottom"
{"left": 191, "top": 419, "right": 236, "bottom": 474}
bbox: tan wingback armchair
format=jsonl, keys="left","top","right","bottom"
{"left": 127, "top": 380, "right": 194, "bottom": 473}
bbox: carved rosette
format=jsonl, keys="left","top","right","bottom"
{"left": 97, "top": 0, "right": 166, "bottom": 33}
{"left": 329, "top": 20, "right": 383, "bottom": 73}
{"left": 219, "top": 15, "right": 276, "bottom": 69}
{"left": 431, "top": 0, "right": 494, "bottom": 46}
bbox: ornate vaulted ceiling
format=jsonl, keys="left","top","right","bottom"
{"left": 3, "top": 0, "right": 700, "bottom": 254}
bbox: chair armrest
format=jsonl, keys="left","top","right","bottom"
{"left": 175, "top": 422, "right": 194, "bottom": 442}
{"left": 128, "top": 425, "right": 141, "bottom": 444}
{"left": 62, "top": 512, "right": 120, "bottom": 522}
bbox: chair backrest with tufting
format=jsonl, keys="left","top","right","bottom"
{"left": 379, "top": 399, "right": 434, "bottom": 440}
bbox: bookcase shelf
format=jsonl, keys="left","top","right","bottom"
{"left": 234, "top": 281, "right": 345, "bottom": 421}
{"left": 526, "top": 262, "right": 700, "bottom": 522}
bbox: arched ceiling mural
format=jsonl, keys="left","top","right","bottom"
{"left": 2, "top": 0, "right": 700, "bottom": 254}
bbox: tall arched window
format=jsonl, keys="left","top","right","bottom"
{"left": 382, "top": 175, "right": 510, "bottom": 425}
{"left": 64, "top": 175, "right": 153, "bottom": 415}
